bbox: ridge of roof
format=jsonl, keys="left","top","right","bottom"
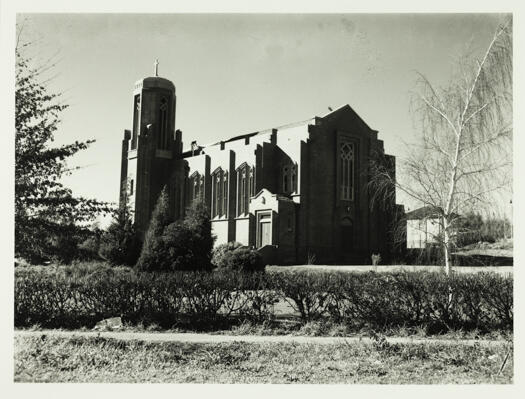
{"left": 183, "top": 104, "right": 376, "bottom": 153}
{"left": 194, "top": 117, "right": 315, "bottom": 150}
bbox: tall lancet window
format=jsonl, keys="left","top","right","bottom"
{"left": 237, "top": 164, "right": 250, "bottom": 216}
{"left": 249, "top": 167, "right": 255, "bottom": 197}
{"left": 291, "top": 163, "right": 298, "bottom": 193}
{"left": 340, "top": 142, "right": 354, "bottom": 201}
{"left": 212, "top": 170, "right": 221, "bottom": 218}
{"left": 189, "top": 172, "right": 203, "bottom": 203}
{"left": 222, "top": 172, "right": 229, "bottom": 218}
{"left": 212, "top": 168, "right": 228, "bottom": 218}
{"left": 158, "top": 97, "right": 169, "bottom": 150}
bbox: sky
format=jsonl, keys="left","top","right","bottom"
{"left": 16, "top": 13, "right": 510, "bottom": 221}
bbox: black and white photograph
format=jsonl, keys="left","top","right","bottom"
{"left": 2, "top": 0, "right": 520, "bottom": 390}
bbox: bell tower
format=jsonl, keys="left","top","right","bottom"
{"left": 120, "top": 61, "right": 185, "bottom": 236}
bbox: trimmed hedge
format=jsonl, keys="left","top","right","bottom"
{"left": 14, "top": 265, "right": 512, "bottom": 332}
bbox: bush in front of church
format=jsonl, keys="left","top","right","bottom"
{"left": 99, "top": 204, "right": 141, "bottom": 266}
{"left": 212, "top": 242, "right": 243, "bottom": 268}
{"left": 181, "top": 200, "right": 215, "bottom": 269}
{"left": 136, "top": 188, "right": 173, "bottom": 271}
{"left": 213, "top": 242, "right": 264, "bottom": 272}
{"left": 137, "top": 191, "right": 215, "bottom": 272}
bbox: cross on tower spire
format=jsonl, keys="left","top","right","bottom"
{"left": 154, "top": 59, "right": 159, "bottom": 77}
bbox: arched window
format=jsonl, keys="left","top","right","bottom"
{"left": 189, "top": 172, "right": 203, "bottom": 203}
{"left": 340, "top": 142, "right": 354, "bottom": 200}
{"left": 237, "top": 164, "right": 251, "bottom": 216}
{"left": 249, "top": 167, "right": 255, "bottom": 196}
{"left": 222, "top": 171, "right": 229, "bottom": 217}
{"left": 291, "top": 163, "right": 298, "bottom": 193}
{"left": 212, "top": 168, "right": 223, "bottom": 218}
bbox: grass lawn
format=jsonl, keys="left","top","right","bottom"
{"left": 14, "top": 334, "right": 512, "bottom": 384}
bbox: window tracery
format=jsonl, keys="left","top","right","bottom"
{"left": 340, "top": 141, "right": 354, "bottom": 201}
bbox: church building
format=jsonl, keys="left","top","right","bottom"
{"left": 119, "top": 65, "right": 401, "bottom": 264}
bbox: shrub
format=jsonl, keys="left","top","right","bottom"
{"left": 212, "top": 242, "right": 243, "bottom": 268}
{"left": 175, "top": 201, "right": 215, "bottom": 271}
{"left": 213, "top": 242, "right": 264, "bottom": 272}
{"left": 219, "top": 247, "right": 264, "bottom": 272}
{"left": 99, "top": 204, "right": 141, "bottom": 266}
{"left": 271, "top": 271, "right": 333, "bottom": 321}
{"left": 137, "top": 193, "right": 214, "bottom": 272}
{"left": 136, "top": 187, "right": 173, "bottom": 271}
{"left": 14, "top": 266, "right": 513, "bottom": 333}
{"left": 78, "top": 236, "right": 101, "bottom": 260}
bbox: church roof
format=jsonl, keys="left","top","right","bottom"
{"left": 134, "top": 76, "right": 175, "bottom": 92}
{"left": 184, "top": 104, "right": 376, "bottom": 153}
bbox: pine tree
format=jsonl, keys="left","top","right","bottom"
{"left": 182, "top": 200, "right": 215, "bottom": 268}
{"left": 15, "top": 46, "right": 111, "bottom": 263}
{"left": 99, "top": 201, "right": 141, "bottom": 266}
{"left": 136, "top": 187, "right": 172, "bottom": 271}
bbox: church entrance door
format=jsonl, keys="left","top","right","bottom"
{"left": 257, "top": 211, "right": 272, "bottom": 248}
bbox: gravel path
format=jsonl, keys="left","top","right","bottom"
{"left": 15, "top": 329, "right": 509, "bottom": 346}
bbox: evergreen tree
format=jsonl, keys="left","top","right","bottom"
{"left": 183, "top": 200, "right": 215, "bottom": 266}
{"left": 136, "top": 187, "right": 172, "bottom": 271}
{"left": 99, "top": 201, "right": 141, "bottom": 266}
{"left": 161, "top": 201, "right": 215, "bottom": 271}
{"left": 15, "top": 46, "right": 111, "bottom": 263}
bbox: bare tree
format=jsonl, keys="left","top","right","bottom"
{"left": 371, "top": 19, "right": 512, "bottom": 275}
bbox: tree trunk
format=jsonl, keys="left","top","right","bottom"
{"left": 443, "top": 218, "right": 451, "bottom": 276}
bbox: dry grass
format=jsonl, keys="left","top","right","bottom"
{"left": 14, "top": 334, "right": 513, "bottom": 384}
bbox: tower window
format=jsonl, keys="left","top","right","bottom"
{"left": 131, "top": 95, "right": 140, "bottom": 150}
{"left": 340, "top": 142, "right": 354, "bottom": 201}
{"left": 158, "top": 97, "right": 169, "bottom": 150}
{"left": 129, "top": 179, "right": 134, "bottom": 196}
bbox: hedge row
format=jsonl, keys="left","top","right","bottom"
{"left": 15, "top": 266, "right": 513, "bottom": 332}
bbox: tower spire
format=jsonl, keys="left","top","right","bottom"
{"left": 154, "top": 59, "right": 159, "bottom": 77}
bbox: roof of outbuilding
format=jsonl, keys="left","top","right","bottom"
{"left": 405, "top": 206, "right": 444, "bottom": 220}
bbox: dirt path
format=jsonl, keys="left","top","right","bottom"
{"left": 15, "top": 329, "right": 509, "bottom": 346}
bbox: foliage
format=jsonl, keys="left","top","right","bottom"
{"left": 15, "top": 265, "right": 512, "bottom": 333}
{"left": 136, "top": 187, "right": 172, "bottom": 271}
{"left": 369, "top": 20, "right": 513, "bottom": 273}
{"left": 212, "top": 241, "right": 243, "bottom": 268}
{"left": 177, "top": 200, "right": 215, "bottom": 270}
{"left": 15, "top": 46, "right": 111, "bottom": 264}
{"left": 136, "top": 193, "right": 214, "bottom": 271}
{"left": 456, "top": 212, "right": 512, "bottom": 246}
{"left": 99, "top": 203, "right": 141, "bottom": 266}
{"left": 213, "top": 242, "right": 264, "bottom": 272}
{"left": 15, "top": 334, "right": 513, "bottom": 383}
{"left": 220, "top": 247, "right": 264, "bottom": 272}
